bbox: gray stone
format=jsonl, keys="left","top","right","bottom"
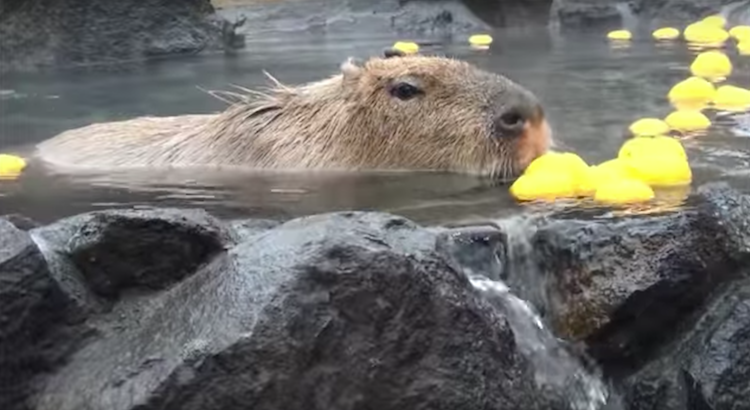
{"left": 624, "top": 277, "right": 750, "bottom": 410}
{"left": 525, "top": 183, "right": 747, "bottom": 369}
{"left": 33, "top": 208, "right": 237, "bottom": 301}
{"left": 32, "top": 211, "right": 567, "bottom": 410}
{"left": 0, "top": 218, "right": 89, "bottom": 410}
{"left": 0, "top": 0, "right": 238, "bottom": 74}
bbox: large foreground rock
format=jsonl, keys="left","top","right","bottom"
{"left": 0, "top": 0, "right": 239, "bottom": 74}
{"left": 9, "top": 209, "right": 570, "bottom": 410}
{"left": 0, "top": 219, "right": 90, "bottom": 410}
{"left": 624, "top": 276, "right": 750, "bottom": 410}
{"left": 521, "top": 183, "right": 750, "bottom": 371}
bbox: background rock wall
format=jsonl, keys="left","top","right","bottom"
{"left": 0, "top": 0, "right": 228, "bottom": 73}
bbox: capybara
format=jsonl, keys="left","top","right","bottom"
{"left": 34, "top": 50, "right": 552, "bottom": 180}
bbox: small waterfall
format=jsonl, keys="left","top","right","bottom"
{"left": 615, "top": 2, "right": 638, "bottom": 32}
{"left": 463, "top": 216, "right": 615, "bottom": 410}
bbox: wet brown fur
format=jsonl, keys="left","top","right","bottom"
{"left": 34, "top": 54, "right": 551, "bottom": 179}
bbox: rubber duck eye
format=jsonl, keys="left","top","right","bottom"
{"left": 390, "top": 82, "right": 422, "bottom": 100}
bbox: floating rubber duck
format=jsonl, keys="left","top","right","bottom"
{"left": 524, "top": 151, "right": 592, "bottom": 196}
{"left": 0, "top": 154, "right": 27, "bottom": 179}
{"left": 469, "top": 34, "right": 493, "bottom": 46}
{"left": 729, "top": 25, "right": 750, "bottom": 40}
{"left": 664, "top": 110, "right": 711, "bottom": 133}
{"left": 617, "top": 136, "right": 692, "bottom": 187}
{"left": 652, "top": 27, "right": 681, "bottom": 40}
{"left": 585, "top": 158, "right": 637, "bottom": 189}
{"left": 683, "top": 22, "right": 729, "bottom": 45}
{"left": 701, "top": 15, "right": 727, "bottom": 28}
{"left": 628, "top": 118, "right": 670, "bottom": 136}
{"left": 623, "top": 152, "right": 692, "bottom": 187}
{"left": 510, "top": 151, "right": 591, "bottom": 201}
{"left": 689, "top": 50, "right": 732, "bottom": 80}
{"left": 668, "top": 76, "right": 716, "bottom": 110}
{"left": 392, "top": 41, "right": 419, "bottom": 54}
{"left": 738, "top": 39, "right": 750, "bottom": 55}
{"left": 618, "top": 135, "right": 688, "bottom": 161}
{"left": 607, "top": 30, "right": 632, "bottom": 41}
{"left": 713, "top": 84, "right": 750, "bottom": 111}
{"left": 509, "top": 172, "right": 577, "bottom": 201}
{"left": 594, "top": 178, "right": 655, "bottom": 204}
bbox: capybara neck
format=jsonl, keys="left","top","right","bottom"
{"left": 34, "top": 53, "right": 552, "bottom": 179}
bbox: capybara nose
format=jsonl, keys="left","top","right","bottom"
{"left": 494, "top": 109, "right": 527, "bottom": 138}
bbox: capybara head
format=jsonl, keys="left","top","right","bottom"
{"left": 328, "top": 50, "right": 552, "bottom": 179}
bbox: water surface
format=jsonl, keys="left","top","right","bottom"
{"left": 2, "top": 28, "right": 750, "bottom": 224}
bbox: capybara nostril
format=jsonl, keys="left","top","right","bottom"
{"left": 494, "top": 109, "right": 527, "bottom": 138}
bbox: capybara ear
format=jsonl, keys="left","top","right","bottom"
{"left": 340, "top": 57, "right": 364, "bottom": 81}
{"left": 384, "top": 48, "right": 406, "bottom": 59}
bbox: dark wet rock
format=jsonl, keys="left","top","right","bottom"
{"left": 0, "top": 218, "right": 90, "bottom": 410}
{"left": 463, "top": 0, "right": 554, "bottom": 27}
{"left": 228, "top": 218, "right": 283, "bottom": 242}
{"left": 527, "top": 183, "right": 748, "bottom": 370}
{"left": 550, "top": 0, "right": 626, "bottom": 31}
{"left": 624, "top": 276, "right": 750, "bottom": 410}
{"left": 29, "top": 211, "right": 566, "bottom": 410}
{"left": 551, "top": 0, "right": 748, "bottom": 29}
{"left": 32, "top": 208, "right": 237, "bottom": 301}
{"left": 0, "top": 0, "right": 239, "bottom": 74}
{"left": 0, "top": 214, "right": 41, "bottom": 231}
{"left": 216, "top": 0, "right": 554, "bottom": 38}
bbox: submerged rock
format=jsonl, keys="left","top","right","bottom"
{"left": 624, "top": 276, "right": 750, "bottom": 410}
{"left": 4, "top": 210, "right": 572, "bottom": 410}
{"left": 526, "top": 183, "right": 750, "bottom": 370}
{"left": 0, "top": 0, "right": 237, "bottom": 73}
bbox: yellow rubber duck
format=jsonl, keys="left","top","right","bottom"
{"left": 469, "top": 34, "right": 493, "bottom": 46}
{"left": 623, "top": 153, "right": 692, "bottom": 187}
{"left": 689, "top": 50, "right": 732, "bottom": 80}
{"left": 683, "top": 22, "right": 729, "bottom": 45}
{"left": 618, "top": 135, "right": 688, "bottom": 162}
{"left": 0, "top": 154, "right": 27, "bottom": 179}
{"left": 701, "top": 15, "right": 727, "bottom": 28}
{"left": 523, "top": 151, "right": 589, "bottom": 177}
{"left": 729, "top": 25, "right": 750, "bottom": 40}
{"left": 628, "top": 118, "right": 671, "bottom": 136}
{"left": 607, "top": 30, "right": 632, "bottom": 41}
{"left": 509, "top": 172, "right": 577, "bottom": 201}
{"left": 616, "top": 136, "right": 692, "bottom": 187}
{"left": 713, "top": 84, "right": 750, "bottom": 111}
{"left": 664, "top": 110, "right": 711, "bottom": 133}
{"left": 668, "top": 76, "right": 716, "bottom": 110}
{"left": 584, "top": 158, "right": 638, "bottom": 189}
{"left": 392, "top": 41, "right": 419, "bottom": 54}
{"left": 738, "top": 39, "right": 750, "bottom": 55}
{"left": 594, "top": 178, "right": 655, "bottom": 204}
{"left": 510, "top": 151, "right": 591, "bottom": 200}
{"left": 652, "top": 27, "right": 681, "bottom": 40}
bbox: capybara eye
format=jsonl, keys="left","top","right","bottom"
{"left": 390, "top": 82, "right": 421, "bottom": 100}
{"left": 499, "top": 111, "right": 524, "bottom": 128}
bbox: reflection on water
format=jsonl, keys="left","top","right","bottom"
{"left": 2, "top": 29, "right": 750, "bottom": 224}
